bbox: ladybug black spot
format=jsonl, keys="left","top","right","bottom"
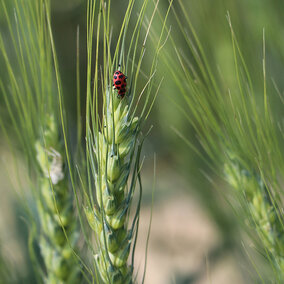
{"left": 119, "top": 75, "right": 123, "bottom": 79}
{"left": 115, "top": 71, "right": 119, "bottom": 75}
{"left": 124, "top": 79, "right": 126, "bottom": 83}
{"left": 114, "top": 76, "right": 117, "bottom": 79}
{"left": 116, "top": 86, "right": 120, "bottom": 90}
{"left": 122, "top": 84, "right": 126, "bottom": 88}
{"left": 115, "top": 80, "right": 121, "bottom": 85}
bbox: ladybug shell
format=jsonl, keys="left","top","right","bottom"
{"left": 113, "top": 70, "right": 127, "bottom": 98}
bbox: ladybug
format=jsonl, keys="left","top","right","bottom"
{"left": 113, "top": 69, "right": 127, "bottom": 98}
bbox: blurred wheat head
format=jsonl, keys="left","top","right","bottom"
{"left": 161, "top": 1, "right": 284, "bottom": 281}
{"left": 0, "top": 0, "right": 81, "bottom": 282}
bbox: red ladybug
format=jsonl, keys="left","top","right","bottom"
{"left": 113, "top": 70, "right": 127, "bottom": 98}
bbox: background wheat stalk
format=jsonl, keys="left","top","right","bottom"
{"left": 0, "top": 0, "right": 81, "bottom": 283}
{"left": 35, "top": 115, "right": 80, "bottom": 283}
{"left": 160, "top": 1, "right": 284, "bottom": 281}
{"left": 224, "top": 155, "right": 284, "bottom": 275}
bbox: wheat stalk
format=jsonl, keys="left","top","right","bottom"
{"left": 161, "top": 2, "right": 284, "bottom": 281}
{"left": 225, "top": 155, "right": 284, "bottom": 276}
{"left": 85, "top": 88, "right": 140, "bottom": 283}
{"left": 35, "top": 115, "right": 80, "bottom": 283}
{"left": 0, "top": 1, "right": 81, "bottom": 282}
{"left": 80, "top": 1, "right": 172, "bottom": 282}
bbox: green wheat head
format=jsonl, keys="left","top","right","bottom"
{"left": 79, "top": 0, "right": 171, "bottom": 283}
{"left": 85, "top": 87, "right": 141, "bottom": 283}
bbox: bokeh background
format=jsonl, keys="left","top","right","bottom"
{"left": 1, "top": 0, "right": 284, "bottom": 283}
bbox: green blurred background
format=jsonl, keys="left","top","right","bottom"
{"left": 0, "top": 0, "right": 283, "bottom": 283}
